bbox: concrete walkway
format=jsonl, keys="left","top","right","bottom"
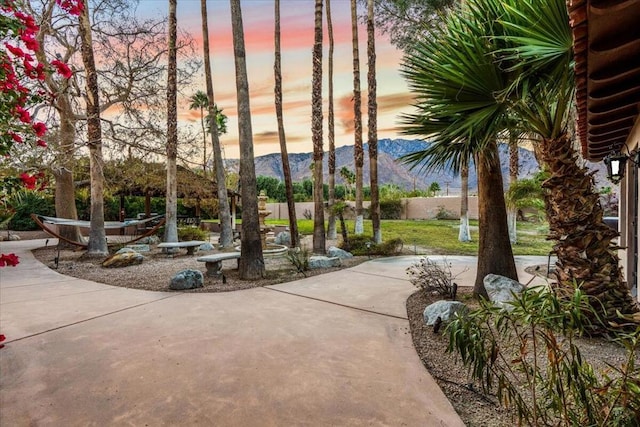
{"left": 0, "top": 239, "right": 549, "bottom": 426}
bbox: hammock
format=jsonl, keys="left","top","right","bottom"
{"left": 31, "top": 213, "right": 166, "bottom": 248}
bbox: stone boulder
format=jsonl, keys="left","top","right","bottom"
{"left": 169, "top": 269, "right": 204, "bottom": 290}
{"left": 102, "top": 252, "right": 144, "bottom": 268}
{"left": 274, "top": 231, "right": 291, "bottom": 246}
{"left": 138, "top": 235, "right": 160, "bottom": 245}
{"left": 423, "top": 300, "right": 468, "bottom": 326}
{"left": 327, "top": 246, "right": 353, "bottom": 259}
{"left": 309, "top": 256, "right": 341, "bottom": 269}
{"left": 483, "top": 274, "right": 525, "bottom": 310}
{"left": 124, "top": 244, "right": 150, "bottom": 253}
{"left": 199, "top": 242, "right": 215, "bottom": 252}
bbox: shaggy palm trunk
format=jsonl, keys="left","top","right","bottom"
{"left": 537, "top": 134, "right": 639, "bottom": 320}
{"left": 311, "top": 0, "right": 325, "bottom": 254}
{"left": 79, "top": 0, "right": 107, "bottom": 255}
{"left": 164, "top": 0, "right": 178, "bottom": 244}
{"left": 508, "top": 131, "right": 519, "bottom": 244}
{"left": 274, "top": 0, "right": 299, "bottom": 248}
{"left": 326, "top": 0, "right": 337, "bottom": 240}
{"left": 459, "top": 159, "right": 471, "bottom": 242}
{"left": 230, "top": 0, "right": 264, "bottom": 279}
{"left": 201, "top": 0, "right": 233, "bottom": 248}
{"left": 367, "top": 0, "right": 380, "bottom": 244}
{"left": 474, "top": 142, "right": 518, "bottom": 298}
{"left": 350, "top": 0, "right": 363, "bottom": 235}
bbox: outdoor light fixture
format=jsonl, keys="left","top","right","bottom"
{"left": 604, "top": 149, "right": 640, "bottom": 184}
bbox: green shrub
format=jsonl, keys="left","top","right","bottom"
{"left": 178, "top": 226, "right": 208, "bottom": 241}
{"left": 378, "top": 199, "right": 403, "bottom": 219}
{"left": 435, "top": 205, "right": 458, "bottom": 220}
{"left": 286, "top": 247, "right": 310, "bottom": 276}
{"left": 339, "top": 235, "right": 403, "bottom": 256}
{"left": 406, "top": 257, "right": 460, "bottom": 298}
{"left": 7, "top": 190, "right": 55, "bottom": 230}
{"left": 447, "top": 286, "right": 640, "bottom": 426}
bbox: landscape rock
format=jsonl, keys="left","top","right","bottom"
{"left": 327, "top": 246, "right": 353, "bottom": 259}
{"left": 423, "top": 300, "right": 468, "bottom": 326}
{"left": 137, "top": 235, "right": 160, "bottom": 245}
{"left": 274, "top": 231, "right": 291, "bottom": 246}
{"left": 102, "top": 252, "right": 144, "bottom": 268}
{"left": 124, "top": 244, "right": 150, "bottom": 253}
{"left": 483, "top": 274, "right": 525, "bottom": 310}
{"left": 116, "top": 247, "right": 137, "bottom": 254}
{"left": 169, "top": 269, "right": 204, "bottom": 290}
{"left": 309, "top": 256, "right": 341, "bottom": 269}
{"left": 199, "top": 242, "right": 215, "bottom": 252}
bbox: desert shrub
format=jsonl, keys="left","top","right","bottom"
{"left": 7, "top": 190, "right": 55, "bottom": 230}
{"left": 406, "top": 257, "right": 460, "bottom": 298}
{"left": 178, "top": 226, "right": 208, "bottom": 241}
{"left": 286, "top": 247, "right": 310, "bottom": 276}
{"left": 378, "top": 199, "right": 403, "bottom": 219}
{"left": 340, "top": 235, "right": 403, "bottom": 256}
{"left": 447, "top": 286, "right": 640, "bottom": 426}
{"left": 303, "top": 209, "right": 312, "bottom": 220}
{"left": 435, "top": 205, "right": 458, "bottom": 220}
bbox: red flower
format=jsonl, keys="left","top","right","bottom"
{"left": 19, "top": 173, "right": 37, "bottom": 189}
{"left": 0, "top": 254, "right": 20, "bottom": 267}
{"left": 32, "top": 122, "right": 47, "bottom": 136}
{"left": 14, "top": 106, "right": 31, "bottom": 123}
{"left": 36, "top": 139, "right": 47, "bottom": 147}
{"left": 0, "top": 334, "right": 5, "bottom": 349}
{"left": 5, "top": 43, "right": 25, "bottom": 58}
{"left": 20, "top": 33, "right": 39, "bottom": 52}
{"left": 9, "top": 132, "right": 23, "bottom": 143}
{"left": 50, "top": 60, "right": 73, "bottom": 79}
{"left": 56, "top": 0, "right": 84, "bottom": 16}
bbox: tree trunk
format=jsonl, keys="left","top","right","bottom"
{"left": 164, "top": 0, "right": 178, "bottom": 244}
{"left": 537, "top": 134, "right": 639, "bottom": 319}
{"left": 508, "top": 130, "right": 519, "bottom": 244}
{"left": 201, "top": 105, "right": 207, "bottom": 178}
{"left": 311, "top": 0, "right": 325, "bottom": 254}
{"left": 350, "top": 0, "right": 363, "bottom": 235}
{"left": 230, "top": 0, "right": 264, "bottom": 279}
{"left": 79, "top": 0, "right": 107, "bottom": 255}
{"left": 458, "top": 159, "right": 471, "bottom": 242}
{"left": 474, "top": 143, "right": 518, "bottom": 298}
{"left": 367, "top": 0, "right": 380, "bottom": 244}
{"left": 326, "top": 0, "right": 337, "bottom": 240}
{"left": 274, "top": 0, "right": 299, "bottom": 248}
{"left": 201, "top": 0, "right": 233, "bottom": 248}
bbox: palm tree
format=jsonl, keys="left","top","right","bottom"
{"left": 311, "top": 0, "right": 325, "bottom": 254}
{"left": 274, "top": 0, "right": 299, "bottom": 248}
{"left": 189, "top": 90, "right": 209, "bottom": 177}
{"left": 401, "top": 1, "right": 518, "bottom": 297}
{"left": 200, "top": 0, "right": 234, "bottom": 248}
{"left": 78, "top": 0, "right": 107, "bottom": 255}
{"left": 350, "top": 0, "right": 364, "bottom": 235}
{"left": 164, "top": 0, "right": 178, "bottom": 244}
{"left": 458, "top": 156, "right": 471, "bottom": 242}
{"left": 367, "top": 0, "right": 381, "bottom": 244}
{"left": 340, "top": 166, "right": 355, "bottom": 201}
{"left": 326, "top": 0, "right": 337, "bottom": 240}
{"left": 507, "top": 129, "right": 520, "bottom": 243}
{"left": 230, "top": 0, "right": 264, "bottom": 279}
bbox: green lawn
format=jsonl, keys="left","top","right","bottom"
{"left": 264, "top": 218, "right": 553, "bottom": 256}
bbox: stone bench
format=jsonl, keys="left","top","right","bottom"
{"left": 197, "top": 252, "right": 242, "bottom": 278}
{"left": 157, "top": 240, "right": 206, "bottom": 255}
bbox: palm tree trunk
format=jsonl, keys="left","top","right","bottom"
{"left": 201, "top": 0, "right": 233, "bottom": 248}
{"left": 326, "top": 0, "right": 337, "bottom": 240}
{"left": 474, "top": 142, "right": 518, "bottom": 298}
{"left": 367, "top": 0, "right": 380, "bottom": 244}
{"left": 458, "top": 158, "right": 471, "bottom": 242}
{"left": 201, "top": 104, "right": 207, "bottom": 178}
{"left": 230, "top": 0, "right": 264, "bottom": 279}
{"left": 274, "top": 0, "right": 299, "bottom": 248}
{"left": 537, "top": 134, "right": 638, "bottom": 319}
{"left": 78, "top": 0, "right": 107, "bottom": 255}
{"left": 311, "top": 0, "right": 326, "bottom": 254}
{"left": 164, "top": 0, "right": 178, "bottom": 244}
{"left": 350, "top": 0, "right": 364, "bottom": 235}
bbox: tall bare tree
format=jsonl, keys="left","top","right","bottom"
{"left": 230, "top": 0, "right": 264, "bottom": 279}
{"left": 274, "top": 0, "right": 299, "bottom": 248}
{"left": 311, "top": 0, "right": 325, "bottom": 253}
{"left": 351, "top": 0, "right": 364, "bottom": 235}
{"left": 200, "top": 0, "right": 234, "bottom": 248}
{"left": 78, "top": 0, "right": 107, "bottom": 255}
{"left": 326, "top": 0, "right": 337, "bottom": 240}
{"left": 164, "top": 0, "right": 178, "bottom": 243}
{"left": 367, "top": 0, "right": 380, "bottom": 244}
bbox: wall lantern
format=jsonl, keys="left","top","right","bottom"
{"left": 604, "top": 150, "right": 640, "bottom": 184}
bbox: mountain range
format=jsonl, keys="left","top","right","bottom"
{"left": 227, "top": 138, "right": 609, "bottom": 193}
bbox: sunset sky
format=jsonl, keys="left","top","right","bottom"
{"left": 138, "top": 0, "right": 411, "bottom": 158}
